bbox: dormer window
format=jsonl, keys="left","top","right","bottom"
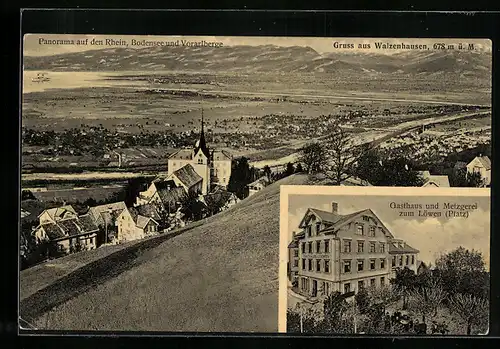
{"left": 362, "top": 216, "right": 370, "bottom": 222}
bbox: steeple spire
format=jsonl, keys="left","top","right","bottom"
{"left": 194, "top": 107, "right": 210, "bottom": 158}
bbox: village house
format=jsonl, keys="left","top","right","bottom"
{"left": 88, "top": 201, "right": 127, "bottom": 245}
{"left": 116, "top": 204, "right": 161, "bottom": 243}
{"left": 167, "top": 112, "right": 232, "bottom": 195}
{"left": 33, "top": 214, "right": 99, "bottom": 256}
{"left": 247, "top": 176, "right": 270, "bottom": 197}
{"left": 287, "top": 231, "right": 304, "bottom": 283}
{"left": 166, "top": 164, "right": 204, "bottom": 195}
{"left": 466, "top": 155, "right": 491, "bottom": 186}
{"left": 418, "top": 171, "right": 450, "bottom": 187}
{"left": 290, "top": 202, "right": 418, "bottom": 300}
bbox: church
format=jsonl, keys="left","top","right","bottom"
{"left": 166, "top": 112, "right": 232, "bottom": 195}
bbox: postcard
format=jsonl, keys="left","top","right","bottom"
{"left": 20, "top": 34, "right": 491, "bottom": 332}
{"left": 279, "top": 185, "right": 490, "bottom": 335}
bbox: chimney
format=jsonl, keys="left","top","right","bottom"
{"left": 332, "top": 202, "right": 338, "bottom": 214}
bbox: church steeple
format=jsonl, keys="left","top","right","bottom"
{"left": 194, "top": 107, "right": 210, "bottom": 158}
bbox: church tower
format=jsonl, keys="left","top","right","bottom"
{"left": 192, "top": 109, "right": 211, "bottom": 194}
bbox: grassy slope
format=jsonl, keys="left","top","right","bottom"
{"left": 28, "top": 174, "right": 310, "bottom": 332}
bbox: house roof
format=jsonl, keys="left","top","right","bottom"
{"left": 157, "top": 186, "right": 186, "bottom": 207}
{"left": 212, "top": 150, "right": 231, "bottom": 161}
{"left": 135, "top": 215, "right": 158, "bottom": 229}
{"left": 39, "top": 205, "right": 77, "bottom": 220}
{"left": 423, "top": 175, "right": 450, "bottom": 187}
{"left": 89, "top": 201, "right": 127, "bottom": 226}
{"left": 418, "top": 171, "right": 450, "bottom": 187}
{"left": 40, "top": 222, "right": 65, "bottom": 240}
{"left": 172, "top": 164, "right": 203, "bottom": 189}
{"left": 288, "top": 240, "right": 299, "bottom": 248}
{"left": 78, "top": 214, "right": 100, "bottom": 232}
{"left": 155, "top": 180, "right": 177, "bottom": 191}
{"left": 248, "top": 176, "right": 270, "bottom": 188}
{"left": 168, "top": 148, "right": 194, "bottom": 160}
{"left": 299, "top": 207, "right": 394, "bottom": 239}
{"left": 388, "top": 240, "right": 419, "bottom": 254}
{"left": 476, "top": 156, "right": 491, "bottom": 170}
{"left": 135, "top": 204, "right": 161, "bottom": 221}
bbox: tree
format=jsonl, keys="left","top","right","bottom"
{"left": 263, "top": 165, "right": 272, "bottom": 182}
{"left": 407, "top": 288, "right": 434, "bottom": 324}
{"left": 434, "top": 247, "right": 488, "bottom": 299}
{"left": 21, "top": 190, "right": 36, "bottom": 201}
{"left": 378, "top": 157, "right": 425, "bottom": 187}
{"left": 285, "top": 162, "right": 295, "bottom": 177}
{"left": 391, "top": 267, "right": 417, "bottom": 309}
{"left": 449, "top": 293, "right": 488, "bottom": 335}
{"left": 355, "top": 287, "right": 371, "bottom": 314}
{"left": 179, "top": 190, "right": 205, "bottom": 221}
{"left": 323, "top": 124, "right": 374, "bottom": 185}
{"left": 124, "top": 177, "right": 150, "bottom": 207}
{"left": 204, "top": 193, "right": 227, "bottom": 216}
{"left": 227, "top": 157, "right": 254, "bottom": 199}
{"left": 295, "top": 163, "right": 304, "bottom": 173}
{"left": 299, "top": 142, "right": 325, "bottom": 174}
{"left": 323, "top": 291, "right": 350, "bottom": 332}
{"left": 354, "top": 149, "right": 384, "bottom": 185}
{"left": 450, "top": 168, "right": 484, "bottom": 187}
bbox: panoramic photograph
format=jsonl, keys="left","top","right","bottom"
{"left": 20, "top": 35, "right": 491, "bottom": 332}
{"left": 279, "top": 186, "right": 490, "bottom": 335}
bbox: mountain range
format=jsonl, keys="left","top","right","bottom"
{"left": 23, "top": 44, "right": 492, "bottom": 79}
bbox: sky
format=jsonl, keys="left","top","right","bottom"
{"left": 287, "top": 192, "right": 490, "bottom": 268}
{"left": 23, "top": 34, "right": 492, "bottom": 56}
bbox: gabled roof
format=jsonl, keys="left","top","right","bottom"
{"left": 477, "top": 156, "right": 491, "bottom": 170}
{"left": 157, "top": 187, "right": 186, "bottom": 207}
{"left": 168, "top": 149, "right": 194, "bottom": 160}
{"left": 248, "top": 176, "right": 270, "bottom": 188}
{"left": 135, "top": 215, "right": 159, "bottom": 229}
{"left": 172, "top": 164, "right": 203, "bottom": 189}
{"left": 135, "top": 204, "right": 161, "bottom": 221}
{"left": 40, "top": 222, "right": 65, "bottom": 240}
{"left": 299, "top": 207, "right": 395, "bottom": 239}
{"left": 388, "top": 240, "right": 419, "bottom": 254}
{"left": 422, "top": 175, "right": 450, "bottom": 188}
{"left": 212, "top": 150, "right": 232, "bottom": 161}
{"left": 78, "top": 214, "right": 100, "bottom": 232}
{"left": 89, "top": 202, "right": 127, "bottom": 226}
{"left": 39, "top": 205, "right": 77, "bottom": 220}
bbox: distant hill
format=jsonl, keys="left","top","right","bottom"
{"left": 22, "top": 173, "right": 311, "bottom": 332}
{"left": 23, "top": 45, "right": 492, "bottom": 80}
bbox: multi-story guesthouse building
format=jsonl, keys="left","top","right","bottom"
{"left": 167, "top": 113, "right": 232, "bottom": 195}
{"left": 288, "top": 202, "right": 419, "bottom": 299}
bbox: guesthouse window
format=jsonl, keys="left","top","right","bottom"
{"left": 357, "top": 224, "right": 364, "bottom": 236}
{"left": 370, "top": 259, "right": 376, "bottom": 270}
{"left": 316, "top": 241, "right": 321, "bottom": 253}
{"left": 344, "top": 260, "right": 351, "bottom": 273}
{"left": 369, "top": 226, "right": 376, "bottom": 237}
{"left": 324, "top": 240, "right": 330, "bottom": 253}
{"left": 325, "top": 260, "right": 330, "bottom": 273}
{"left": 343, "top": 240, "right": 351, "bottom": 253}
{"left": 370, "top": 242, "right": 376, "bottom": 253}
{"left": 357, "top": 241, "right": 364, "bottom": 253}
{"left": 357, "top": 260, "right": 364, "bottom": 272}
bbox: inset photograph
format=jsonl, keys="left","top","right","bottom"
{"left": 279, "top": 186, "right": 490, "bottom": 335}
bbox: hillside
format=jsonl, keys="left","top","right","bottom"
{"left": 21, "top": 174, "right": 311, "bottom": 332}
{"left": 23, "top": 45, "right": 491, "bottom": 80}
